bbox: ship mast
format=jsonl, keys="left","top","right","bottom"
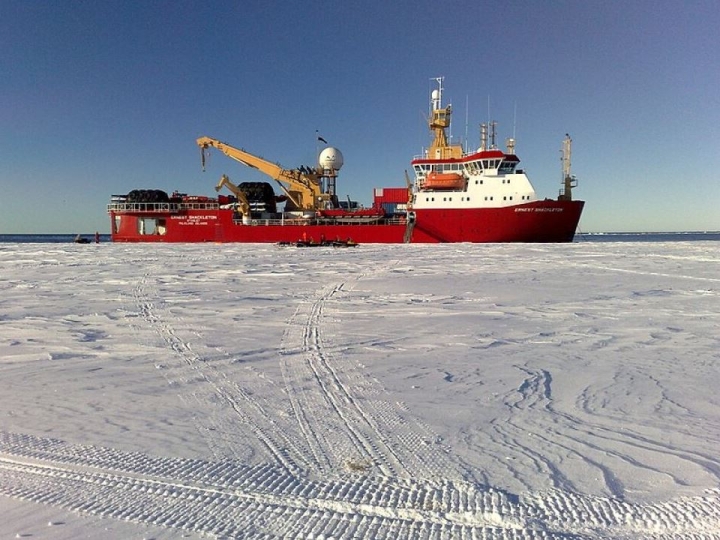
{"left": 559, "top": 134, "right": 577, "bottom": 201}
{"left": 427, "top": 77, "right": 463, "bottom": 160}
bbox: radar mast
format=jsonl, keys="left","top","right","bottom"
{"left": 427, "top": 77, "right": 463, "bottom": 160}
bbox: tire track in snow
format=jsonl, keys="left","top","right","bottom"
{"left": 2, "top": 431, "right": 720, "bottom": 539}
{"left": 129, "top": 257, "right": 454, "bottom": 483}
{"left": 130, "top": 268, "right": 312, "bottom": 473}
{"left": 279, "top": 263, "right": 459, "bottom": 480}
{"left": 281, "top": 282, "right": 404, "bottom": 476}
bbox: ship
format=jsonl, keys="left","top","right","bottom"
{"left": 108, "top": 78, "right": 584, "bottom": 243}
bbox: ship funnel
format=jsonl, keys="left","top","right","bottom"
{"left": 506, "top": 137, "right": 516, "bottom": 155}
{"left": 479, "top": 123, "right": 487, "bottom": 151}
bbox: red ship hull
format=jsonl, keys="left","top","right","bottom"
{"left": 412, "top": 199, "right": 585, "bottom": 243}
{"left": 109, "top": 199, "right": 584, "bottom": 243}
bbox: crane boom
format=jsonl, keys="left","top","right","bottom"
{"left": 196, "top": 136, "right": 327, "bottom": 211}
{"left": 215, "top": 174, "right": 250, "bottom": 218}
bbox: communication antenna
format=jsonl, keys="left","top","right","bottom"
{"left": 464, "top": 94, "right": 469, "bottom": 153}
{"left": 487, "top": 95, "right": 491, "bottom": 130}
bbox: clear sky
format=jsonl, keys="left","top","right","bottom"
{"left": 1, "top": 0, "right": 718, "bottom": 234}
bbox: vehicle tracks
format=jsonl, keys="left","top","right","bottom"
{"left": 279, "top": 264, "right": 460, "bottom": 481}
{"left": 2, "top": 431, "right": 719, "bottom": 539}
{"left": 131, "top": 267, "right": 312, "bottom": 473}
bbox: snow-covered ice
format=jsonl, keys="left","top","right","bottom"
{"left": 1, "top": 241, "right": 719, "bottom": 539}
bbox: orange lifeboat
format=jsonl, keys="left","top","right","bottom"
{"left": 423, "top": 172, "right": 465, "bottom": 190}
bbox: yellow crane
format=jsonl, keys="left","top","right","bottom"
{"left": 215, "top": 174, "right": 250, "bottom": 219}
{"left": 197, "top": 136, "right": 330, "bottom": 212}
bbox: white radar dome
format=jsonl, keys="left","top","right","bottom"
{"left": 431, "top": 89, "right": 440, "bottom": 101}
{"left": 318, "top": 147, "right": 344, "bottom": 171}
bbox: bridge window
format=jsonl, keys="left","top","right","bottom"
{"left": 499, "top": 161, "right": 517, "bottom": 173}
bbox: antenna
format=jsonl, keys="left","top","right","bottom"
{"left": 464, "top": 94, "right": 469, "bottom": 153}
{"left": 513, "top": 102, "right": 517, "bottom": 141}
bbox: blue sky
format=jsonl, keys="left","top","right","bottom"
{"left": 1, "top": 0, "right": 718, "bottom": 234}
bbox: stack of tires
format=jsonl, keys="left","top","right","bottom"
{"left": 125, "top": 189, "right": 170, "bottom": 203}
{"left": 239, "top": 182, "right": 277, "bottom": 214}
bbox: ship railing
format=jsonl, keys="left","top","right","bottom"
{"left": 107, "top": 201, "right": 221, "bottom": 213}
{"left": 232, "top": 216, "right": 408, "bottom": 226}
{"left": 107, "top": 202, "right": 181, "bottom": 213}
{"left": 179, "top": 202, "right": 220, "bottom": 211}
